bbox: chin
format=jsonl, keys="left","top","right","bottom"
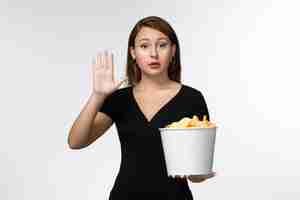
{"left": 146, "top": 69, "right": 166, "bottom": 76}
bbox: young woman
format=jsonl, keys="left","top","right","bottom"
{"left": 68, "top": 16, "right": 216, "bottom": 200}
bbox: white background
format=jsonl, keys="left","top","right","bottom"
{"left": 1, "top": 0, "right": 299, "bottom": 199}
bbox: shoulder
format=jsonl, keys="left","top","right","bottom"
{"left": 182, "top": 84, "right": 209, "bottom": 118}
{"left": 182, "top": 84, "right": 206, "bottom": 98}
{"left": 106, "top": 85, "right": 131, "bottom": 99}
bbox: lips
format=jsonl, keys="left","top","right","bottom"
{"left": 149, "top": 62, "right": 160, "bottom": 66}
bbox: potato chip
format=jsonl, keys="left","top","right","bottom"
{"left": 164, "top": 115, "right": 216, "bottom": 128}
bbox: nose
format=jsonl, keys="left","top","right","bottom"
{"left": 150, "top": 46, "right": 158, "bottom": 58}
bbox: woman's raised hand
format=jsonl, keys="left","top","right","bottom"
{"left": 92, "top": 51, "right": 127, "bottom": 97}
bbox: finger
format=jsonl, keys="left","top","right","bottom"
{"left": 100, "top": 51, "right": 105, "bottom": 67}
{"left": 209, "top": 172, "right": 216, "bottom": 177}
{"left": 104, "top": 50, "right": 109, "bottom": 69}
{"left": 111, "top": 52, "right": 115, "bottom": 80}
{"left": 92, "top": 60, "right": 95, "bottom": 87}
{"left": 107, "top": 52, "right": 114, "bottom": 79}
{"left": 187, "top": 175, "right": 205, "bottom": 183}
{"left": 96, "top": 52, "right": 101, "bottom": 65}
{"left": 204, "top": 172, "right": 216, "bottom": 179}
{"left": 95, "top": 52, "right": 103, "bottom": 71}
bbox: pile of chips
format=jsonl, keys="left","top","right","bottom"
{"left": 165, "top": 115, "right": 216, "bottom": 128}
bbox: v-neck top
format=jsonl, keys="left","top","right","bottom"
{"left": 131, "top": 84, "right": 185, "bottom": 125}
{"left": 99, "top": 84, "right": 210, "bottom": 200}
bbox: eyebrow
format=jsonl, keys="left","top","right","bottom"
{"left": 137, "top": 37, "right": 169, "bottom": 42}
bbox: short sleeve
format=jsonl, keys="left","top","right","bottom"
{"left": 194, "top": 91, "right": 210, "bottom": 121}
{"left": 98, "top": 90, "right": 120, "bottom": 122}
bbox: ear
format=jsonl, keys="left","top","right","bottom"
{"left": 130, "top": 46, "right": 136, "bottom": 60}
{"left": 171, "top": 44, "right": 176, "bottom": 58}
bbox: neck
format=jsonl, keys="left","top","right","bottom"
{"left": 134, "top": 76, "right": 175, "bottom": 92}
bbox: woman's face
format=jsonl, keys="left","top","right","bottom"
{"left": 130, "top": 27, "right": 176, "bottom": 78}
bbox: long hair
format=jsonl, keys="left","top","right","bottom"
{"left": 125, "top": 16, "right": 182, "bottom": 86}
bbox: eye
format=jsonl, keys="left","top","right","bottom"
{"left": 140, "top": 44, "right": 148, "bottom": 49}
{"left": 160, "top": 43, "right": 168, "bottom": 48}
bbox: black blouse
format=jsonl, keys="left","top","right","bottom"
{"left": 99, "top": 84, "right": 209, "bottom": 200}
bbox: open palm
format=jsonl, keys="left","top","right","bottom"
{"left": 92, "top": 51, "right": 127, "bottom": 96}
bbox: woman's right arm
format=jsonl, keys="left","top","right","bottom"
{"left": 68, "top": 51, "right": 126, "bottom": 149}
{"left": 67, "top": 93, "right": 113, "bottom": 149}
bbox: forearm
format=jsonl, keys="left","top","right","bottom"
{"left": 188, "top": 172, "right": 216, "bottom": 183}
{"left": 68, "top": 93, "right": 107, "bottom": 149}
